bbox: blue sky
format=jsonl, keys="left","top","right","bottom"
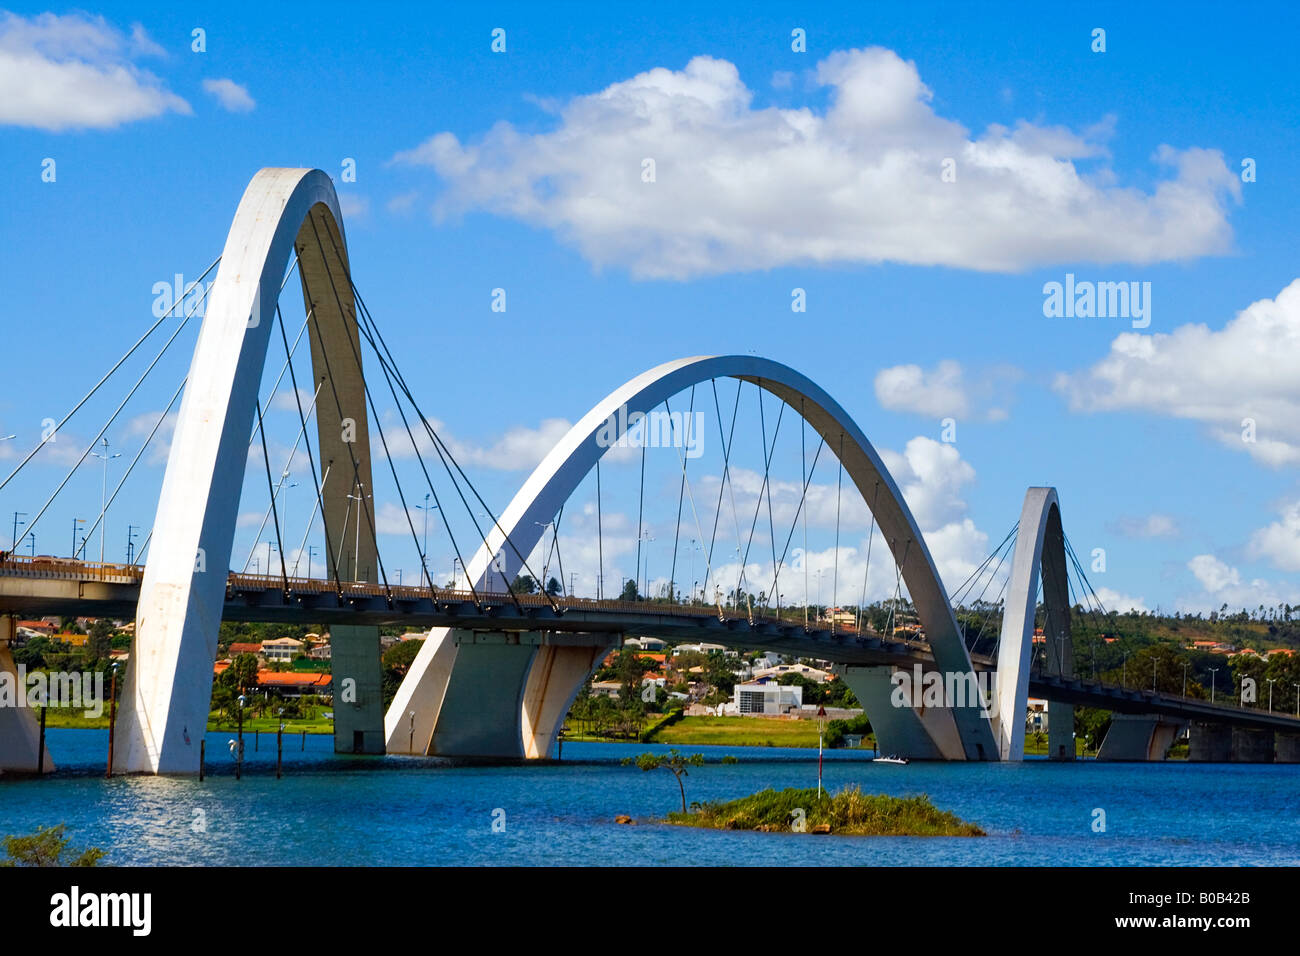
{"left": 2, "top": 2, "right": 1299, "bottom": 615}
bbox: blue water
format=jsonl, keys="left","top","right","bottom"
{"left": 2, "top": 729, "right": 1298, "bottom": 865}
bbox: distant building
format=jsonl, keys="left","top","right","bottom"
{"left": 309, "top": 643, "right": 332, "bottom": 660}
{"left": 733, "top": 681, "right": 802, "bottom": 715}
{"left": 250, "top": 670, "right": 331, "bottom": 698}
{"left": 261, "top": 637, "right": 305, "bottom": 662}
{"left": 626, "top": 636, "right": 667, "bottom": 651}
{"left": 228, "top": 642, "right": 263, "bottom": 657}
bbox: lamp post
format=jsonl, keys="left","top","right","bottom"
{"left": 1209, "top": 668, "right": 1219, "bottom": 704}
{"left": 91, "top": 439, "right": 121, "bottom": 563}
{"left": 105, "top": 661, "right": 119, "bottom": 778}
{"left": 11, "top": 511, "right": 26, "bottom": 554}
{"left": 126, "top": 524, "right": 138, "bottom": 565}
{"left": 71, "top": 517, "right": 84, "bottom": 559}
{"left": 307, "top": 544, "right": 318, "bottom": 580}
{"left": 236, "top": 694, "right": 247, "bottom": 780}
{"left": 416, "top": 495, "right": 438, "bottom": 582}
{"left": 1267, "top": 678, "right": 1276, "bottom": 713}
{"left": 346, "top": 481, "right": 371, "bottom": 582}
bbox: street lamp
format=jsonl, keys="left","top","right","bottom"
{"left": 416, "top": 494, "right": 438, "bottom": 574}
{"left": 1209, "top": 667, "right": 1219, "bottom": 704}
{"left": 346, "top": 481, "right": 371, "bottom": 582}
{"left": 1267, "top": 678, "right": 1276, "bottom": 713}
{"left": 71, "top": 517, "right": 84, "bottom": 559}
{"left": 126, "top": 525, "right": 138, "bottom": 565}
{"left": 11, "top": 511, "right": 26, "bottom": 555}
{"left": 91, "top": 438, "right": 121, "bottom": 564}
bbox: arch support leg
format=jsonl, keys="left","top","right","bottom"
{"left": 0, "top": 620, "right": 54, "bottom": 773}
{"left": 521, "top": 635, "right": 618, "bottom": 759}
{"left": 838, "top": 665, "right": 969, "bottom": 760}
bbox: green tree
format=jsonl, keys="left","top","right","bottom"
{"left": 620, "top": 578, "right": 640, "bottom": 602}
{"left": 86, "top": 619, "right": 113, "bottom": 662}
{"left": 511, "top": 574, "right": 538, "bottom": 594}
{"left": 1, "top": 825, "right": 104, "bottom": 867}
{"left": 230, "top": 652, "right": 260, "bottom": 692}
{"left": 622, "top": 749, "right": 705, "bottom": 813}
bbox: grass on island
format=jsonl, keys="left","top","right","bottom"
{"left": 665, "top": 785, "right": 984, "bottom": 837}
{"left": 647, "top": 715, "right": 829, "bottom": 749}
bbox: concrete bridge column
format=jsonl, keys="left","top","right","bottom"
{"left": 0, "top": 617, "right": 55, "bottom": 773}
{"left": 521, "top": 635, "right": 619, "bottom": 759}
{"left": 330, "top": 624, "right": 385, "bottom": 754}
{"left": 1231, "top": 726, "right": 1274, "bottom": 763}
{"left": 1097, "top": 714, "right": 1184, "bottom": 761}
{"left": 1047, "top": 701, "right": 1075, "bottom": 760}
{"left": 1275, "top": 733, "right": 1300, "bottom": 763}
{"left": 838, "top": 665, "right": 967, "bottom": 760}
{"left": 1189, "top": 721, "right": 1233, "bottom": 762}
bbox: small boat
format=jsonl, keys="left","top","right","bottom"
{"left": 873, "top": 754, "right": 909, "bottom": 765}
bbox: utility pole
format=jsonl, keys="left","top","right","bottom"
{"left": 126, "top": 524, "right": 138, "bottom": 565}
{"left": 11, "top": 511, "right": 26, "bottom": 554}
{"left": 91, "top": 439, "right": 121, "bottom": 563}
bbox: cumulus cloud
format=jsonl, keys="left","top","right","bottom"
{"left": 392, "top": 47, "right": 1239, "bottom": 278}
{"left": 1056, "top": 278, "right": 1300, "bottom": 467}
{"left": 1248, "top": 500, "right": 1300, "bottom": 572}
{"left": 202, "top": 77, "right": 255, "bottom": 112}
{"left": 1181, "top": 553, "right": 1294, "bottom": 613}
{"left": 1108, "top": 513, "right": 1179, "bottom": 539}
{"left": 0, "top": 12, "right": 189, "bottom": 130}
{"left": 1093, "top": 586, "right": 1150, "bottom": 614}
{"left": 386, "top": 413, "right": 575, "bottom": 472}
{"left": 874, "top": 359, "right": 1018, "bottom": 421}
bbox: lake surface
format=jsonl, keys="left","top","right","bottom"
{"left": 2, "top": 729, "right": 1298, "bottom": 866}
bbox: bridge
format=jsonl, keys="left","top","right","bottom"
{"left": 3, "top": 167, "right": 1296, "bottom": 774}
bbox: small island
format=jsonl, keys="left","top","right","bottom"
{"left": 663, "top": 786, "right": 985, "bottom": 837}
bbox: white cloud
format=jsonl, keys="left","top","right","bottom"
{"left": 1181, "top": 553, "right": 1294, "bottom": 613}
{"left": 393, "top": 47, "right": 1239, "bottom": 278}
{"left": 1109, "top": 513, "right": 1179, "bottom": 539}
{"left": 1093, "top": 586, "right": 1150, "bottom": 614}
{"left": 1248, "top": 500, "right": 1300, "bottom": 572}
{"left": 1056, "top": 278, "right": 1300, "bottom": 467}
{"left": 0, "top": 12, "right": 189, "bottom": 130}
{"left": 874, "top": 359, "right": 1017, "bottom": 421}
{"left": 202, "top": 77, "right": 255, "bottom": 113}
{"left": 338, "top": 193, "right": 369, "bottom": 220}
{"left": 387, "top": 414, "right": 574, "bottom": 472}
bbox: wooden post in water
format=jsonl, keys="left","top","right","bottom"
{"left": 37, "top": 705, "right": 46, "bottom": 775}
{"left": 106, "top": 663, "right": 118, "bottom": 778}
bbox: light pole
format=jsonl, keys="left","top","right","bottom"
{"left": 416, "top": 495, "right": 438, "bottom": 581}
{"left": 11, "top": 511, "right": 26, "bottom": 555}
{"left": 126, "top": 524, "right": 138, "bottom": 565}
{"left": 1267, "top": 678, "right": 1276, "bottom": 713}
{"left": 91, "top": 438, "right": 121, "bottom": 564}
{"left": 1182, "top": 661, "right": 1189, "bottom": 698}
{"left": 408, "top": 710, "right": 416, "bottom": 754}
{"left": 307, "top": 544, "right": 318, "bottom": 580}
{"left": 1209, "top": 667, "right": 1219, "bottom": 704}
{"left": 71, "top": 517, "right": 84, "bottom": 559}
{"left": 535, "top": 520, "right": 554, "bottom": 593}
{"left": 346, "top": 481, "right": 370, "bottom": 582}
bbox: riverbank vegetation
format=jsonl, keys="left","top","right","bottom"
{"left": 664, "top": 786, "right": 984, "bottom": 837}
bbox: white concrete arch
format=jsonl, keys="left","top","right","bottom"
{"left": 994, "top": 487, "right": 1073, "bottom": 760}
{"left": 115, "top": 168, "right": 381, "bottom": 773}
{"left": 387, "top": 355, "right": 998, "bottom": 760}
